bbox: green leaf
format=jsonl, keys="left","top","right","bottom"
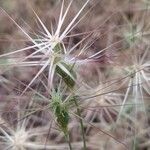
{"left": 56, "top": 62, "right": 76, "bottom": 88}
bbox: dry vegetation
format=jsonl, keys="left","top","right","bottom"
{"left": 0, "top": 0, "right": 150, "bottom": 150}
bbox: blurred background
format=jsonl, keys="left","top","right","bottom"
{"left": 0, "top": 0, "right": 150, "bottom": 150}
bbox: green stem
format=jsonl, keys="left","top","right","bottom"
{"left": 64, "top": 131, "right": 72, "bottom": 150}
{"left": 74, "top": 99, "right": 87, "bottom": 150}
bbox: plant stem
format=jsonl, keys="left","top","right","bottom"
{"left": 65, "top": 132, "right": 72, "bottom": 150}
{"left": 74, "top": 98, "right": 87, "bottom": 150}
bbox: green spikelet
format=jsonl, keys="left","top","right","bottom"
{"left": 51, "top": 90, "right": 69, "bottom": 133}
